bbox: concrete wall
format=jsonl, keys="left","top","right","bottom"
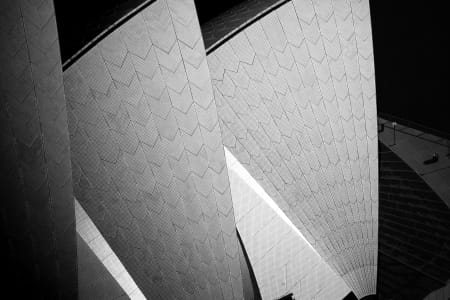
{"left": 63, "top": 0, "right": 244, "bottom": 298}
{"left": 227, "top": 149, "right": 351, "bottom": 299}
{"left": 207, "top": 0, "right": 378, "bottom": 297}
{"left": 0, "top": 0, "right": 77, "bottom": 298}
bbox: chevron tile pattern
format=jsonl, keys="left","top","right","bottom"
{"left": 227, "top": 148, "right": 351, "bottom": 299}
{"left": 0, "top": 0, "right": 77, "bottom": 298}
{"left": 63, "top": 0, "right": 244, "bottom": 298}
{"left": 208, "top": 0, "right": 378, "bottom": 297}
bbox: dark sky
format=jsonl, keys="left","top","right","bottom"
{"left": 55, "top": 0, "right": 449, "bottom": 135}
{"left": 194, "top": 0, "right": 244, "bottom": 24}
{"left": 369, "top": 1, "right": 450, "bottom": 135}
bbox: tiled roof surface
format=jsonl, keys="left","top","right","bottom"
{"left": 208, "top": 0, "right": 378, "bottom": 297}
{"left": 77, "top": 233, "right": 129, "bottom": 299}
{"left": 63, "top": 0, "right": 244, "bottom": 298}
{"left": 227, "top": 150, "right": 350, "bottom": 299}
{"left": 75, "top": 199, "right": 144, "bottom": 299}
{"left": 0, "top": 0, "right": 77, "bottom": 298}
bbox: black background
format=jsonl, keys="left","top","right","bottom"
{"left": 369, "top": 0, "right": 450, "bottom": 135}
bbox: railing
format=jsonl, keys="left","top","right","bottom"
{"left": 378, "top": 112, "right": 450, "bottom": 151}
{"left": 378, "top": 112, "right": 450, "bottom": 140}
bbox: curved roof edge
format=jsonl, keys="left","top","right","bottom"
{"left": 202, "top": 0, "right": 289, "bottom": 53}
{"left": 61, "top": 0, "right": 156, "bottom": 71}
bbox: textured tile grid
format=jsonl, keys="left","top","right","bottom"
{"left": 76, "top": 233, "right": 130, "bottom": 300}
{"left": 208, "top": 0, "right": 378, "bottom": 297}
{"left": 0, "top": 0, "right": 77, "bottom": 298}
{"left": 75, "top": 199, "right": 144, "bottom": 299}
{"left": 64, "top": 0, "right": 244, "bottom": 298}
{"left": 227, "top": 155, "right": 351, "bottom": 300}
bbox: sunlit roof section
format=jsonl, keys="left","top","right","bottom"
{"left": 225, "top": 147, "right": 351, "bottom": 299}
{"left": 225, "top": 147, "right": 317, "bottom": 253}
{"left": 63, "top": 0, "right": 244, "bottom": 297}
{"left": 209, "top": 0, "right": 378, "bottom": 296}
{"left": 75, "top": 199, "right": 146, "bottom": 300}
